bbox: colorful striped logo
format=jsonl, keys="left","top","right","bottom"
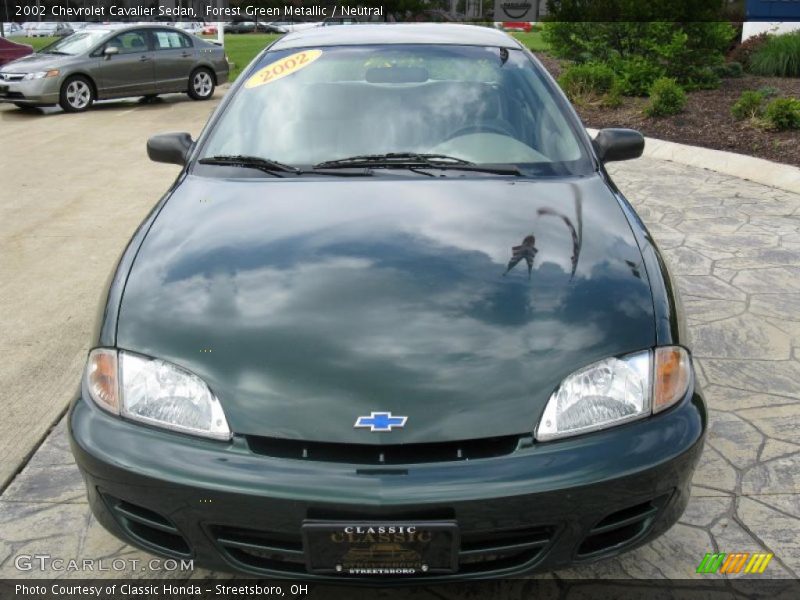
{"left": 696, "top": 552, "right": 773, "bottom": 574}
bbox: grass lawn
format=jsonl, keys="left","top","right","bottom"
{"left": 9, "top": 36, "right": 57, "bottom": 51}
{"left": 202, "top": 34, "right": 280, "bottom": 80}
{"left": 512, "top": 30, "right": 549, "bottom": 52}
{"left": 10, "top": 30, "right": 549, "bottom": 83}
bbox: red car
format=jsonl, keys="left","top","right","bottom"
{"left": 0, "top": 37, "right": 33, "bottom": 67}
{"left": 500, "top": 22, "right": 533, "bottom": 32}
{"left": 202, "top": 24, "right": 218, "bottom": 35}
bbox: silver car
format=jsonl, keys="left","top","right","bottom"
{"left": 27, "top": 22, "right": 73, "bottom": 38}
{"left": 174, "top": 21, "right": 206, "bottom": 36}
{"left": 0, "top": 24, "right": 229, "bottom": 112}
{"left": 1, "top": 22, "right": 24, "bottom": 37}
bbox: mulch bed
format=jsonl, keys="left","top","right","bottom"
{"left": 535, "top": 53, "right": 800, "bottom": 168}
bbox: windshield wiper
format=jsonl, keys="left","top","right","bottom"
{"left": 315, "top": 153, "right": 471, "bottom": 168}
{"left": 198, "top": 155, "right": 375, "bottom": 177}
{"left": 314, "top": 152, "right": 522, "bottom": 175}
{"left": 198, "top": 155, "right": 301, "bottom": 177}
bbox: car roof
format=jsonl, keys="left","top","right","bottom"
{"left": 104, "top": 24, "right": 186, "bottom": 32}
{"left": 272, "top": 23, "right": 522, "bottom": 50}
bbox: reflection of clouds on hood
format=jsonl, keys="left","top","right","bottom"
{"left": 125, "top": 253, "right": 606, "bottom": 401}
{"left": 161, "top": 176, "right": 638, "bottom": 281}
{"left": 118, "top": 175, "right": 655, "bottom": 440}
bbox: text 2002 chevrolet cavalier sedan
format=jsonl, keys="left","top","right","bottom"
{"left": 69, "top": 24, "right": 706, "bottom": 580}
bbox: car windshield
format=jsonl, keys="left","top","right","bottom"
{"left": 40, "top": 31, "right": 108, "bottom": 55}
{"left": 199, "top": 44, "right": 591, "bottom": 176}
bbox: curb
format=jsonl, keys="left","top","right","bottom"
{"left": 587, "top": 128, "right": 800, "bottom": 196}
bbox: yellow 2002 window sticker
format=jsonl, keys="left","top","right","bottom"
{"left": 245, "top": 49, "right": 323, "bottom": 89}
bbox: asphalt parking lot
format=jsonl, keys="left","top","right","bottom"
{"left": 0, "top": 91, "right": 798, "bottom": 585}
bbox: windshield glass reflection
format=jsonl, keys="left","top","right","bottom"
{"left": 40, "top": 31, "right": 108, "bottom": 55}
{"left": 200, "top": 45, "right": 591, "bottom": 176}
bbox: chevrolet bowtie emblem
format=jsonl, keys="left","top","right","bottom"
{"left": 354, "top": 412, "right": 408, "bottom": 432}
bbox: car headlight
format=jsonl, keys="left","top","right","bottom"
{"left": 22, "top": 70, "right": 60, "bottom": 80}
{"left": 85, "top": 349, "right": 231, "bottom": 440}
{"left": 535, "top": 346, "right": 691, "bottom": 441}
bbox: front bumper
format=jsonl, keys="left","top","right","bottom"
{"left": 0, "top": 75, "right": 60, "bottom": 105}
{"left": 69, "top": 387, "right": 706, "bottom": 580}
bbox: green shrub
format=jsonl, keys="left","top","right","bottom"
{"left": 725, "top": 61, "right": 744, "bottom": 78}
{"left": 616, "top": 57, "right": 666, "bottom": 96}
{"left": 731, "top": 90, "right": 766, "bottom": 120}
{"left": 601, "top": 79, "right": 624, "bottom": 108}
{"left": 763, "top": 97, "right": 800, "bottom": 130}
{"left": 558, "top": 62, "right": 617, "bottom": 102}
{"left": 758, "top": 85, "right": 779, "bottom": 98}
{"left": 543, "top": 20, "right": 735, "bottom": 91}
{"left": 727, "top": 32, "right": 769, "bottom": 69}
{"left": 750, "top": 32, "right": 800, "bottom": 77}
{"left": 644, "top": 78, "right": 687, "bottom": 117}
{"left": 713, "top": 61, "right": 744, "bottom": 78}
{"left": 685, "top": 67, "right": 721, "bottom": 91}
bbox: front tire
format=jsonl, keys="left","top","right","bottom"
{"left": 59, "top": 76, "right": 94, "bottom": 113}
{"left": 188, "top": 68, "right": 215, "bottom": 101}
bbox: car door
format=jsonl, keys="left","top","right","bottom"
{"left": 149, "top": 29, "right": 195, "bottom": 93}
{"left": 92, "top": 29, "right": 156, "bottom": 98}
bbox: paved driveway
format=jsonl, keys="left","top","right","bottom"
{"left": 0, "top": 94, "right": 222, "bottom": 491}
{"left": 0, "top": 96, "right": 798, "bottom": 584}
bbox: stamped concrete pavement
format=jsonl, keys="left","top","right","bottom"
{"left": 1, "top": 96, "right": 798, "bottom": 583}
{"left": 0, "top": 93, "right": 222, "bottom": 491}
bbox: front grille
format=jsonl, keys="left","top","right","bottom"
{"left": 213, "top": 525, "right": 306, "bottom": 574}
{"left": 0, "top": 73, "right": 25, "bottom": 82}
{"left": 246, "top": 435, "right": 521, "bottom": 465}
{"left": 459, "top": 525, "right": 555, "bottom": 573}
{"left": 213, "top": 522, "right": 555, "bottom": 576}
{"left": 576, "top": 493, "right": 670, "bottom": 557}
{"left": 101, "top": 493, "right": 191, "bottom": 557}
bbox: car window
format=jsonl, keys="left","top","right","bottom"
{"left": 107, "top": 31, "right": 149, "bottom": 54}
{"left": 40, "top": 30, "right": 108, "bottom": 56}
{"left": 199, "top": 44, "right": 592, "bottom": 177}
{"left": 152, "top": 30, "right": 192, "bottom": 50}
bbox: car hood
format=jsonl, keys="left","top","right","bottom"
{"left": 1, "top": 53, "right": 75, "bottom": 72}
{"left": 117, "top": 174, "right": 655, "bottom": 444}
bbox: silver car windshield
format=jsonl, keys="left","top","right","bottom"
{"left": 40, "top": 31, "right": 108, "bottom": 55}
{"left": 199, "top": 44, "right": 591, "bottom": 176}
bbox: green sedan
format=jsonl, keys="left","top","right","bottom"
{"left": 69, "top": 23, "right": 706, "bottom": 580}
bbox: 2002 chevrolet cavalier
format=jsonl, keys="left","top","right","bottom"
{"left": 69, "top": 24, "right": 706, "bottom": 579}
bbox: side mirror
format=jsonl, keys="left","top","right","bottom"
{"left": 147, "top": 132, "right": 193, "bottom": 166}
{"left": 103, "top": 46, "right": 119, "bottom": 58}
{"left": 592, "top": 128, "right": 645, "bottom": 163}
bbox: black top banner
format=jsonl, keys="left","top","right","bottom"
{"left": 4, "top": 0, "right": 793, "bottom": 23}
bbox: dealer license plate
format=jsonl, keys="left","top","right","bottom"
{"left": 302, "top": 521, "right": 459, "bottom": 576}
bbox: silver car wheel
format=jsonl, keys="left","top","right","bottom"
{"left": 193, "top": 71, "right": 213, "bottom": 97}
{"left": 66, "top": 80, "right": 91, "bottom": 110}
